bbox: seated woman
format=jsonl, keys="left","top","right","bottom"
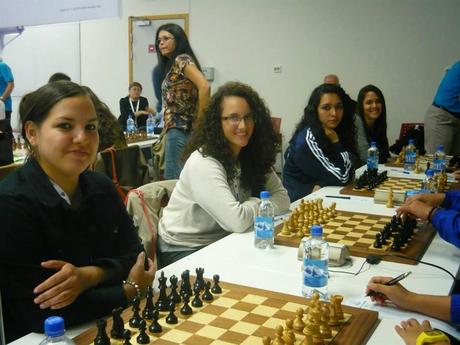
{"left": 354, "top": 84, "right": 390, "bottom": 165}
{"left": 0, "top": 81, "right": 155, "bottom": 342}
{"left": 157, "top": 82, "right": 290, "bottom": 268}
{"left": 283, "top": 84, "right": 356, "bottom": 201}
{"left": 118, "top": 81, "right": 155, "bottom": 131}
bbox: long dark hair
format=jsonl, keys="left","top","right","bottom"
{"left": 183, "top": 82, "right": 279, "bottom": 197}
{"left": 291, "top": 83, "right": 356, "bottom": 156}
{"left": 19, "top": 81, "right": 93, "bottom": 151}
{"left": 155, "top": 23, "right": 202, "bottom": 75}
{"left": 356, "top": 84, "right": 387, "bottom": 143}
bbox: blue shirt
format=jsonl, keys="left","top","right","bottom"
{"left": 0, "top": 61, "right": 14, "bottom": 111}
{"left": 433, "top": 60, "right": 460, "bottom": 115}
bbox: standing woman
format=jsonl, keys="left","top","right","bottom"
{"left": 283, "top": 84, "right": 356, "bottom": 201}
{"left": 155, "top": 23, "right": 210, "bottom": 179}
{"left": 0, "top": 81, "right": 155, "bottom": 342}
{"left": 157, "top": 82, "right": 290, "bottom": 267}
{"left": 354, "top": 84, "right": 390, "bottom": 165}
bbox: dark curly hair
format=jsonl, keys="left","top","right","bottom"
{"left": 291, "top": 83, "right": 356, "bottom": 157}
{"left": 183, "top": 82, "right": 279, "bottom": 197}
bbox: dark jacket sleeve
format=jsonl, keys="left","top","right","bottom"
{"left": 293, "top": 128, "right": 353, "bottom": 187}
{"left": 118, "top": 97, "right": 131, "bottom": 130}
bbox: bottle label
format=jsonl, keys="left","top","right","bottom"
{"left": 303, "top": 258, "right": 328, "bottom": 288}
{"left": 405, "top": 151, "right": 416, "bottom": 164}
{"left": 367, "top": 156, "right": 378, "bottom": 170}
{"left": 255, "top": 216, "right": 274, "bottom": 239}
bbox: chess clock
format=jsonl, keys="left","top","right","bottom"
{"left": 416, "top": 330, "right": 450, "bottom": 345}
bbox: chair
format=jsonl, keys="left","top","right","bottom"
{"left": 0, "top": 163, "right": 20, "bottom": 182}
{"left": 271, "top": 116, "right": 283, "bottom": 174}
{"left": 126, "top": 179, "right": 178, "bottom": 267}
{"left": 93, "top": 145, "right": 150, "bottom": 201}
{"left": 390, "top": 123, "right": 425, "bottom": 155}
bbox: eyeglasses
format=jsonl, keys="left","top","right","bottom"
{"left": 221, "top": 114, "right": 255, "bottom": 126}
{"left": 157, "top": 36, "right": 174, "bottom": 45}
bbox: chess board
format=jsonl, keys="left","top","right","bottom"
{"left": 275, "top": 210, "right": 436, "bottom": 265}
{"left": 73, "top": 280, "right": 378, "bottom": 345}
{"left": 341, "top": 176, "right": 425, "bottom": 198}
{"left": 385, "top": 154, "right": 454, "bottom": 169}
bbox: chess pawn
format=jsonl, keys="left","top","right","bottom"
{"left": 293, "top": 308, "right": 305, "bottom": 331}
{"left": 262, "top": 336, "right": 272, "bottom": 345}
{"left": 386, "top": 189, "right": 394, "bottom": 208}
{"left": 272, "top": 325, "right": 285, "bottom": 345}
{"left": 283, "top": 319, "right": 296, "bottom": 344}
{"left": 319, "top": 324, "right": 332, "bottom": 339}
{"left": 302, "top": 325, "right": 314, "bottom": 345}
{"left": 280, "top": 219, "right": 291, "bottom": 236}
{"left": 312, "top": 334, "right": 325, "bottom": 345}
{"left": 327, "top": 303, "right": 339, "bottom": 326}
{"left": 332, "top": 295, "right": 344, "bottom": 320}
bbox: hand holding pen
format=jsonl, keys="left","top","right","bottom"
{"left": 366, "top": 272, "right": 412, "bottom": 307}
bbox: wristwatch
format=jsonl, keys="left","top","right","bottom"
{"left": 416, "top": 330, "right": 450, "bottom": 345}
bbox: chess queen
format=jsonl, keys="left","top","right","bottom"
{"left": 283, "top": 84, "right": 358, "bottom": 201}
{"left": 0, "top": 81, "right": 155, "bottom": 343}
{"left": 157, "top": 81, "right": 290, "bottom": 267}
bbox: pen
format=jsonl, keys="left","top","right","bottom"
{"left": 366, "top": 271, "right": 412, "bottom": 297}
{"left": 325, "top": 195, "right": 351, "bottom": 200}
{"left": 390, "top": 169, "right": 411, "bottom": 175}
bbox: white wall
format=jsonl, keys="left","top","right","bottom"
{"left": 8, "top": 0, "right": 460, "bottom": 151}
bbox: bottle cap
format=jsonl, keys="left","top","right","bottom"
{"left": 260, "top": 191, "right": 271, "bottom": 199}
{"left": 408, "top": 139, "right": 414, "bottom": 145}
{"left": 437, "top": 144, "right": 444, "bottom": 151}
{"left": 370, "top": 141, "right": 376, "bottom": 147}
{"left": 44, "top": 316, "right": 65, "bottom": 337}
{"left": 426, "top": 169, "right": 434, "bottom": 177}
{"left": 310, "top": 224, "right": 323, "bottom": 236}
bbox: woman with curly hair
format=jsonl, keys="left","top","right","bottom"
{"left": 354, "top": 84, "right": 390, "bottom": 165}
{"left": 157, "top": 82, "right": 290, "bottom": 267}
{"left": 283, "top": 84, "right": 357, "bottom": 201}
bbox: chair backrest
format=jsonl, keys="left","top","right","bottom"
{"left": 93, "top": 145, "right": 150, "bottom": 200}
{"left": 126, "top": 179, "right": 178, "bottom": 265}
{"left": 390, "top": 123, "right": 425, "bottom": 155}
{"left": 0, "top": 163, "right": 20, "bottom": 182}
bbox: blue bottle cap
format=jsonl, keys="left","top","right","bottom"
{"left": 408, "top": 139, "right": 414, "bottom": 145}
{"left": 437, "top": 144, "right": 444, "bottom": 151}
{"left": 426, "top": 169, "right": 434, "bottom": 177}
{"left": 44, "top": 316, "right": 65, "bottom": 337}
{"left": 370, "top": 141, "right": 376, "bottom": 147}
{"left": 260, "top": 191, "right": 271, "bottom": 199}
{"left": 310, "top": 225, "right": 323, "bottom": 236}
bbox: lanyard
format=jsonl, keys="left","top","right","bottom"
{"left": 129, "top": 98, "right": 140, "bottom": 114}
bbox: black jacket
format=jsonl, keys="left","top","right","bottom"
{"left": 0, "top": 158, "right": 143, "bottom": 342}
{"left": 118, "top": 96, "right": 149, "bottom": 130}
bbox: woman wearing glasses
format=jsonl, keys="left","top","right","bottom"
{"left": 157, "top": 82, "right": 290, "bottom": 267}
{"left": 283, "top": 84, "right": 357, "bottom": 201}
{"left": 155, "top": 23, "right": 210, "bottom": 179}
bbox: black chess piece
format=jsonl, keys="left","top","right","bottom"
{"left": 202, "top": 281, "right": 214, "bottom": 301}
{"left": 168, "top": 275, "right": 181, "bottom": 304}
{"left": 180, "top": 269, "right": 193, "bottom": 297}
{"left": 390, "top": 235, "right": 402, "bottom": 251}
{"left": 211, "top": 274, "right": 222, "bottom": 294}
{"left": 192, "top": 286, "right": 203, "bottom": 307}
{"left": 143, "top": 285, "right": 155, "bottom": 320}
{"left": 180, "top": 292, "right": 193, "bottom": 315}
{"left": 156, "top": 271, "right": 169, "bottom": 311}
{"left": 149, "top": 308, "right": 163, "bottom": 333}
{"left": 111, "top": 307, "right": 125, "bottom": 339}
{"left": 129, "top": 297, "right": 143, "bottom": 328}
{"left": 373, "top": 233, "right": 383, "bottom": 248}
{"left": 136, "top": 319, "right": 150, "bottom": 344}
{"left": 194, "top": 267, "right": 205, "bottom": 292}
{"left": 94, "top": 318, "right": 111, "bottom": 345}
{"left": 166, "top": 300, "right": 179, "bottom": 324}
{"left": 122, "top": 329, "right": 133, "bottom": 345}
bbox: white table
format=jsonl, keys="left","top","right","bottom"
{"left": 127, "top": 136, "right": 159, "bottom": 149}
{"left": 10, "top": 173, "right": 460, "bottom": 344}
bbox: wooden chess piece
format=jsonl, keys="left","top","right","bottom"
{"left": 386, "top": 188, "right": 394, "bottom": 208}
{"left": 414, "top": 157, "right": 421, "bottom": 173}
{"left": 273, "top": 325, "right": 285, "bottom": 345}
{"left": 262, "top": 336, "right": 272, "bottom": 345}
{"left": 293, "top": 308, "right": 305, "bottom": 331}
{"left": 332, "top": 295, "right": 344, "bottom": 320}
{"left": 280, "top": 219, "right": 291, "bottom": 236}
{"left": 283, "top": 319, "right": 296, "bottom": 344}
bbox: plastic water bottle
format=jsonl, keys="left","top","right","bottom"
{"left": 404, "top": 139, "right": 417, "bottom": 171}
{"left": 146, "top": 114, "right": 155, "bottom": 137}
{"left": 421, "top": 169, "right": 437, "bottom": 193}
{"left": 254, "top": 191, "right": 275, "bottom": 249}
{"left": 367, "top": 141, "right": 379, "bottom": 170}
{"left": 39, "top": 316, "right": 75, "bottom": 345}
{"left": 126, "top": 114, "right": 136, "bottom": 134}
{"left": 302, "top": 225, "right": 329, "bottom": 300}
{"left": 433, "top": 144, "right": 446, "bottom": 174}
